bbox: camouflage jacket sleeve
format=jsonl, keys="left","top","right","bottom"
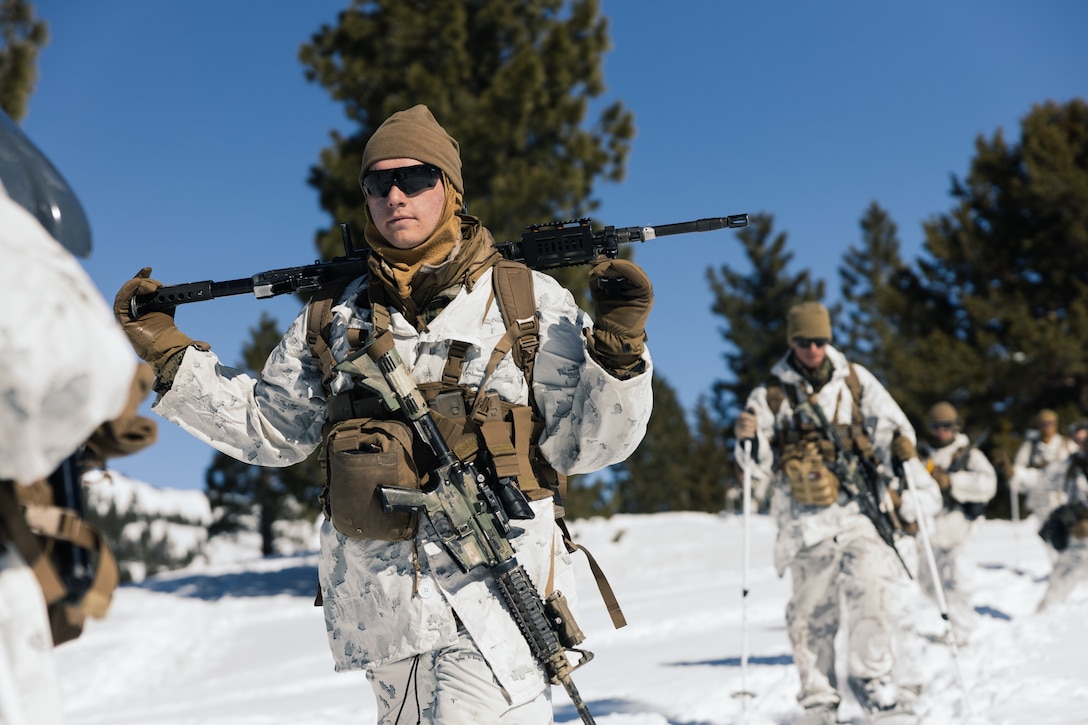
{"left": 152, "top": 302, "right": 329, "bottom": 467}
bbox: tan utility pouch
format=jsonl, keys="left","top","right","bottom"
{"left": 324, "top": 418, "right": 423, "bottom": 541}
{"left": 783, "top": 441, "right": 840, "bottom": 507}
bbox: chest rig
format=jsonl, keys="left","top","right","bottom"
{"left": 306, "top": 261, "right": 626, "bottom": 627}
{"left": 307, "top": 260, "right": 559, "bottom": 502}
{"left": 766, "top": 363, "right": 877, "bottom": 471}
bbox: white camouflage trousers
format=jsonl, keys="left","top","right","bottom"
{"left": 786, "top": 528, "right": 906, "bottom": 709}
{"left": 367, "top": 627, "right": 552, "bottom": 724}
{"left": 1037, "top": 537, "right": 1088, "bottom": 611}
{"left": 916, "top": 542, "right": 977, "bottom": 639}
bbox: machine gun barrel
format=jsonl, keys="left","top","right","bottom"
{"left": 128, "top": 214, "right": 748, "bottom": 317}
{"left": 494, "top": 214, "right": 748, "bottom": 270}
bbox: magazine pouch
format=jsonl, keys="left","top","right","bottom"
{"left": 325, "top": 417, "right": 422, "bottom": 541}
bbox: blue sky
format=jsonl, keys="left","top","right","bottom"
{"left": 23, "top": 1, "right": 1088, "bottom": 490}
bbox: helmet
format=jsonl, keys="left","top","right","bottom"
{"left": 0, "top": 109, "right": 91, "bottom": 257}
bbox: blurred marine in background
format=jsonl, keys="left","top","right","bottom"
{"left": 734, "top": 301, "right": 941, "bottom": 725}
{"left": 916, "top": 402, "right": 997, "bottom": 641}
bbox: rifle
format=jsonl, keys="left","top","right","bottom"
{"left": 942, "top": 429, "right": 991, "bottom": 520}
{"left": 793, "top": 399, "right": 913, "bottom": 578}
{"left": 129, "top": 215, "right": 748, "bottom": 318}
{"left": 341, "top": 331, "right": 599, "bottom": 724}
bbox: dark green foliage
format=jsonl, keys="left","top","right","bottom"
{"left": 610, "top": 375, "right": 694, "bottom": 513}
{"left": 707, "top": 212, "right": 827, "bottom": 418}
{"left": 204, "top": 313, "right": 324, "bottom": 556}
{"left": 298, "top": 0, "right": 632, "bottom": 267}
{"left": 688, "top": 398, "right": 736, "bottom": 512}
{"left": 882, "top": 100, "right": 1088, "bottom": 448}
{"left": 838, "top": 202, "right": 903, "bottom": 381}
{"left": 0, "top": 0, "right": 47, "bottom": 122}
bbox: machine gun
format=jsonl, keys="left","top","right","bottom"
{"left": 794, "top": 399, "right": 913, "bottom": 578}
{"left": 129, "top": 215, "right": 748, "bottom": 317}
{"left": 342, "top": 331, "right": 598, "bottom": 724}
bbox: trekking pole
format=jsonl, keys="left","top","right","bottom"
{"left": 1010, "top": 476, "right": 1021, "bottom": 571}
{"left": 732, "top": 439, "right": 757, "bottom": 713}
{"left": 901, "top": 463, "right": 974, "bottom": 718}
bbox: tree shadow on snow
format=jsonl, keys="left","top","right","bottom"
{"left": 130, "top": 563, "right": 319, "bottom": 600}
{"left": 975, "top": 604, "right": 1011, "bottom": 621}
{"left": 666, "top": 653, "right": 794, "bottom": 667}
{"left": 554, "top": 697, "right": 719, "bottom": 725}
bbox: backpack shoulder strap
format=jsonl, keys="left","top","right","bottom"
{"left": 845, "top": 362, "right": 863, "bottom": 419}
{"left": 305, "top": 276, "right": 362, "bottom": 386}
{"left": 488, "top": 260, "right": 539, "bottom": 385}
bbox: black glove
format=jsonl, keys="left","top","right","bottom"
{"left": 586, "top": 256, "right": 653, "bottom": 377}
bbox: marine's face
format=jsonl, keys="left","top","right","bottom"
{"left": 789, "top": 337, "right": 828, "bottom": 371}
{"left": 928, "top": 421, "right": 957, "bottom": 445}
{"left": 364, "top": 157, "right": 446, "bottom": 249}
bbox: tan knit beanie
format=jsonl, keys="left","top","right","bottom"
{"left": 787, "top": 301, "right": 832, "bottom": 341}
{"left": 1036, "top": 409, "right": 1059, "bottom": 426}
{"left": 360, "top": 105, "right": 463, "bottom": 194}
{"left": 927, "top": 402, "right": 959, "bottom": 427}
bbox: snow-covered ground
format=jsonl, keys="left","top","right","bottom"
{"left": 55, "top": 509, "right": 1087, "bottom": 724}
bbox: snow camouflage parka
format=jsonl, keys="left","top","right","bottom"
{"left": 1012, "top": 434, "right": 1079, "bottom": 523}
{"left": 153, "top": 265, "right": 653, "bottom": 706}
{"left": 734, "top": 344, "right": 942, "bottom": 576}
{"left": 920, "top": 431, "right": 997, "bottom": 549}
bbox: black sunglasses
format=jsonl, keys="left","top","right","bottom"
{"left": 792, "top": 337, "right": 828, "bottom": 349}
{"left": 930, "top": 422, "right": 956, "bottom": 431}
{"left": 361, "top": 164, "right": 442, "bottom": 197}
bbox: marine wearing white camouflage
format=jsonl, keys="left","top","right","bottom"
{"left": 1009, "top": 409, "right": 1078, "bottom": 528}
{"left": 916, "top": 402, "right": 997, "bottom": 640}
{"left": 734, "top": 302, "right": 941, "bottom": 725}
{"left": 1, "top": 110, "right": 137, "bottom": 725}
{"left": 116, "top": 105, "right": 654, "bottom": 723}
{"left": 1036, "top": 438, "right": 1088, "bottom": 611}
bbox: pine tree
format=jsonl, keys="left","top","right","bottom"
{"left": 836, "top": 202, "right": 915, "bottom": 399}
{"left": 688, "top": 397, "right": 735, "bottom": 512}
{"left": 298, "top": 0, "right": 634, "bottom": 516}
{"left": 610, "top": 375, "right": 693, "bottom": 513}
{"left": 897, "top": 99, "right": 1088, "bottom": 434}
{"left": 0, "top": 0, "right": 47, "bottom": 122}
{"left": 205, "top": 314, "right": 324, "bottom": 556}
{"left": 707, "top": 212, "right": 827, "bottom": 418}
{"left": 298, "top": 0, "right": 633, "bottom": 300}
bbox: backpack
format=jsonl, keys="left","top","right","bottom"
{"left": 0, "top": 461, "right": 120, "bottom": 646}
{"left": 306, "top": 261, "right": 625, "bottom": 628}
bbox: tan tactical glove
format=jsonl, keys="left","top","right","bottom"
{"left": 930, "top": 465, "right": 951, "bottom": 491}
{"left": 735, "top": 410, "right": 758, "bottom": 440}
{"left": 891, "top": 434, "right": 916, "bottom": 462}
{"left": 586, "top": 256, "right": 653, "bottom": 378}
{"left": 113, "top": 267, "right": 209, "bottom": 375}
